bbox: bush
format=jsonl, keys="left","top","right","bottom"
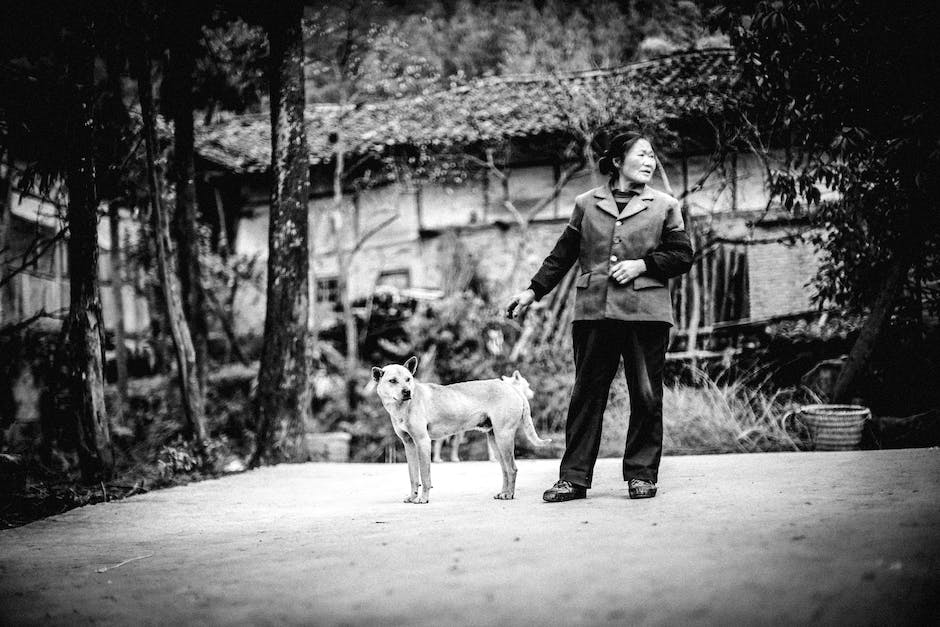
{"left": 399, "top": 290, "right": 818, "bottom": 458}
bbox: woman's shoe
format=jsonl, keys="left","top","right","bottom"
{"left": 543, "top": 480, "right": 587, "bottom": 502}
{"left": 628, "top": 478, "right": 657, "bottom": 499}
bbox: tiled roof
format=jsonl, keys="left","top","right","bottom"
{"left": 194, "top": 48, "right": 736, "bottom": 174}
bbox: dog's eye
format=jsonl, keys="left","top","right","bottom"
{"left": 388, "top": 378, "right": 397, "bottom": 384}
{"left": 405, "top": 377, "right": 411, "bottom": 382}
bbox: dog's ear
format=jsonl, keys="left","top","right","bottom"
{"left": 512, "top": 370, "right": 521, "bottom": 380}
{"left": 404, "top": 356, "right": 418, "bottom": 374}
{"left": 371, "top": 367, "right": 384, "bottom": 382}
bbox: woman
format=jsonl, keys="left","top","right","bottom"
{"left": 506, "top": 132, "right": 694, "bottom": 502}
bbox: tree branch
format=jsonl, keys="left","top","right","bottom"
{"left": 0, "top": 227, "right": 68, "bottom": 289}
{"left": 521, "top": 159, "right": 585, "bottom": 223}
{"left": 350, "top": 213, "right": 397, "bottom": 257}
{"left": 0, "top": 306, "right": 68, "bottom": 337}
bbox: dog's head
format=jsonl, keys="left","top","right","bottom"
{"left": 500, "top": 369, "right": 534, "bottom": 399}
{"left": 371, "top": 356, "right": 418, "bottom": 403}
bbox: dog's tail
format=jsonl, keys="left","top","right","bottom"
{"left": 518, "top": 394, "right": 552, "bottom": 448}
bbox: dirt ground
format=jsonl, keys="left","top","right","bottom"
{"left": 1, "top": 449, "right": 938, "bottom": 626}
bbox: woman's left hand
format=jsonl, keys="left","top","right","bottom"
{"left": 609, "top": 259, "right": 647, "bottom": 284}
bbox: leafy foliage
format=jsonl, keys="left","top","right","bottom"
{"left": 194, "top": 15, "right": 269, "bottom": 123}
{"left": 708, "top": 1, "right": 940, "bottom": 320}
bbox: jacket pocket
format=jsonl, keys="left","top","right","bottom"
{"left": 575, "top": 272, "right": 591, "bottom": 288}
{"left": 633, "top": 275, "right": 666, "bottom": 290}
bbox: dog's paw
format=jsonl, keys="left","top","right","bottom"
{"left": 494, "top": 492, "right": 515, "bottom": 500}
{"left": 413, "top": 496, "right": 429, "bottom": 504}
{"left": 403, "top": 494, "right": 418, "bottom": 503}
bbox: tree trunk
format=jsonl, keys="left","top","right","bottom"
{"left": 108, "top": 202, "right": 129, "bottom": 409}
{"left": 251, "top": 1, "right": 314, "bottom": 466}
{"left": 0, "top": 152, "right": 11, "bottom": 323}
{"left": 137, "top": 207, "right": 171, "bottom": 373}
{"left": 63, "top": 22, "right": 113, "bottom": 482}
{"left": 831, "top": 255, "right": 911, "bottom": 403}
{"left": 170, "top": 11, "right": 209, "bottom": 400}
{"left": 136, "top": 50, "right": 208, "bottom": 448}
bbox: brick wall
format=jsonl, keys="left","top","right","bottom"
{"left": 746, "top": 225, "right": 824, "bottom": 319}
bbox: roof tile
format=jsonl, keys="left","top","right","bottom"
{"left": 195, "top": 49, "right": 736, "bottom": 173}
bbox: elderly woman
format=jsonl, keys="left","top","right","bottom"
{"left": 506, "top": 132, "right": 694, "bottom": 502}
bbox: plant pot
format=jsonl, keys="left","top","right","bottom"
{"left": 306, "top": 432, "right": 352, "bottom": 462}
{"left": 799, "top": 404, "right": 870, "bottom": 451}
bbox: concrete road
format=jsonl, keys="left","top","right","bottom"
{"left": 1, "top": 449, "right": 938, "bottom": 626}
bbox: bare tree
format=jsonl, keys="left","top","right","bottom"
{"left": 135, "top": 44, "right": 208, "bottom": 450}
{"left": 168, "top": 4, "right": 209, "bottom": 400}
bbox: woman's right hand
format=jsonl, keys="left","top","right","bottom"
{"left": 506, "top": 289, "right": 536, "bottom": 319}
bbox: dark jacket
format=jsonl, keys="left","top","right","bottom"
{"left": 528, "top": 183, "right": 694, "bottom": 327}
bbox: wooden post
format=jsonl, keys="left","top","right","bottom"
{"left": 481, "top": 166, "right": 490, "bottom": 222}
{"left": 552, "top": 159, "right": 561, "bottom": 218}
{"left": 702, "top": 247, "right": 713, "bottom": 327}
{"left": 352, "top": 191, "right": 361, "bottom": 240}
{"left": 729, "top": 151, "right": 738, "bottom": 212}
{"left": 681, "top": 148, "right": 689, "bottom": 198}
{"left": 687, "top": 260, "right": 701, "bottom": 369}
{"left": 414, "top": 184, "right": 424, "bottom": 231}
{"left": 212, "top": 184, "right": 230, "bottom": 257}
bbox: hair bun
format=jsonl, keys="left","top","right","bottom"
{"left": 597, "top": 131, "right": 646, "bottom": 178}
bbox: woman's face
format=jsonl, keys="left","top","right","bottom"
{"left": 615, "top": 138, "right": 656, "bottom": 185}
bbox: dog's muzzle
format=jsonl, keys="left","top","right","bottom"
{"left": 401, "top": 390, "right": 412, "bottom": 401}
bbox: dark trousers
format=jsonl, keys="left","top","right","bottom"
{"left": 559, "top": 320, "right": 670, "bottom": 488}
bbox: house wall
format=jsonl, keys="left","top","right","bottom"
{"left": 224, "top": 148, "right": 817, "bottom": 332}
{"left": 1, "top": 181, "right": 151, "bottom": 337}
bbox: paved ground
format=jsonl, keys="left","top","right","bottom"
{"left": 1, "top": 449, "right": 938, "bottom": 626}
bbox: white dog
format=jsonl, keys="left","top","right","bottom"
{"left": 433, "top": 370, "right": 537, "bottom": 463}
{"left": 372, "top": 357, "right": 551, "bottom": 503}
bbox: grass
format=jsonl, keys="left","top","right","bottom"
{"left": 661, "top": 373, "right": 815, "bottom": 454}
{"left": 588, "top": 367, "right": 818, "bottom": 457}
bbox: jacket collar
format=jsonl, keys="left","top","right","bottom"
{"left": 593, "top": 184, "right": 655, "bottom": 219}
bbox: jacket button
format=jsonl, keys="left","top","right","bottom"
{"left": 610, "top": 255, "right": 617, "bottom": 262}
{"left": 616, "top": 220, "right": 623, "bottom": 226}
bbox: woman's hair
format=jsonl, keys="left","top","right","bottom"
{"left": 597, "top": 131, "right": 649, "bottom": 176}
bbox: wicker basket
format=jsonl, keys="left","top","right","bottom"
{"left": 799, "top": 404, "right": 870, "bottom": 451}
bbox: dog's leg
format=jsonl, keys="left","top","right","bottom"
{"left": 400, "top": 432, "right": 420, "bottom": 503}
{"left": 450, "top": 432, "right": 464, "bottom": 462}
{"left": 485, "top": 436, "right": 497, "bottom": 462}
{"left": 432, "top": 438, "right": 444, "bottom": 463}
{"left": 486, "top": 431, "right": 509, "bottom": 498}
{"left": 413, "top": 432, "right": 433, "bottom": 504}
{"left": 491, "top": 427, "right": 517, "bottom": 500}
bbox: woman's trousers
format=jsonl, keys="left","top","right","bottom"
{"left": 559, "top": 320, "right": 670, "bottom": 488}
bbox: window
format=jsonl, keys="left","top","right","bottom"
{"left": 316, "top": 277, "right": 339, "bottom": 305}
{"left": 377, "top": 269, "right": 410, "bottom": 291}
